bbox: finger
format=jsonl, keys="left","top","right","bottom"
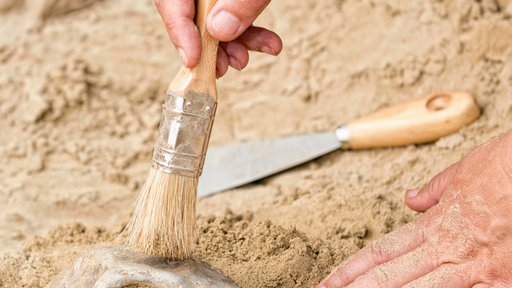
{"left": 220, "top": 41, "right": 249, "bottom": 70}
{"left": 318, "top": 222, "right": 426, "bottom": 288}
{"left": 403, "top": 264, "right": 472, "bottom": 288}
{"left": 345, "top": 244, "right": 443, "bottom": 288}
{"left": 216, "top": 46, "right": 229, "bottom": 78}
{"left": 405, "top": 162, "right": 459, "bottom": 212}
{"left": 155, "top": 0, "right": 200, "bottom": 67}
{"left": 237, "top": 26, "right": 283, "bottom": 55}
{"left": 207, "top": 0, "right": 272, "bottom": 42}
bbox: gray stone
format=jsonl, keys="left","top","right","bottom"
{"left": 49, "top": 246, "right": 238, "bottom": 288}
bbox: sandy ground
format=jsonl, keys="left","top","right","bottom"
{"left": 1, "top": 0, "right": 512, "bottom": 287}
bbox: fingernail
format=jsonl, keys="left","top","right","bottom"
{"left": 211, "top": 11, "right": 241, "bottom": 37}
{"left": 178, "top": 48, "right": 188, "bottom": 66}
{"left": 406, "top": 189, "right": 420, "bottom": 198}
{"left": 261, "top": 46, "right": 277, "bottom": 55}
{"left": 229, "top": 56, "right": 242, "bottom": 70}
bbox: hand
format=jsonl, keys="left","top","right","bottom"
{"left": 318, "top": 131, "right": 512, "bottom": 287}
{"left": 155, "top": 0, "right": 283, "bottom": 78}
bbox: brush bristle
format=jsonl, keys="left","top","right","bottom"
{"left": 116, "top": 166, "right": 197, "bottom": 259}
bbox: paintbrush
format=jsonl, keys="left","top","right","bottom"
{"left": 117, "top": 0, "right": 218, "bottom": 259}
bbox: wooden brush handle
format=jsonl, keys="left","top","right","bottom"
{"left": 340, "top": 91, "right": 481, "bottom": 149}
{"left": 192, "top": 0, "right": 218, "bottom": 77}
{"left": 168, "top": 0, "right": 218, "bottom": 98}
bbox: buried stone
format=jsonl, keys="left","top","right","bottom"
{"left": 49, "top": 246, "right": 238, "bottom": 288}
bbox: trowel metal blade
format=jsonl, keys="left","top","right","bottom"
{"left": 198, "top": 132, "right": 341, "bottom": 198}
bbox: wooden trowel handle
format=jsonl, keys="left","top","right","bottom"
{"left": 340, "top": 91, "right": 481, "bottom": 149}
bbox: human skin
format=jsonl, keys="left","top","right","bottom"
{"left": 154, "top": 0, "right": 282, "bottom": 77}
{"left": 156, "top": 1, "right": 512, "bottom": 287}
{"left": 318, "top": 130, "right": 512, "bottom": 287}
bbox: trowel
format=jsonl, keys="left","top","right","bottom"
{"left": 198, "top": 91, "right": 480, "bottom": 198}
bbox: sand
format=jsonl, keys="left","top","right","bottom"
{"left": 1, "top": 0, "right": 512, "bottom": 287}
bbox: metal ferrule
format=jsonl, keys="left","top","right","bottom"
{"left": 152, "top": 91, "right": 217, "bottom": 178}
{"left": 335, "top": 125, "right": 351, "bottom": 149}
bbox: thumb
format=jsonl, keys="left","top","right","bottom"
{"left": 207, "top": 0, "right": 272, "bottom": 42}
{"left": 405, "top": 163, "right": 459, "bottom": 212}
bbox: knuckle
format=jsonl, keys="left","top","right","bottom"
{"left": 425, "top": 178, "right": 440, "bottom": 195}
{"left": 163, "top": 17, "right": 184, "bottom": 38}
{"left": 332, "top": 266, "right": 351, "bottom": 284}
{"left": 431, "top": 176, "right": 447, "bottom": 192}
{"left": 430, "top": 244, "right": 464, "bottom": 268}
{"left": 367, "top": 266, "right": 391, "bottom": 288}
{"left": 164, "top": 18, "right": 176, "bottom": 30}
{"left": 367, "top": 242, "right": 388, "bottom": 265}
{"left": 430, "top": 251, "right": 445, "bottom": 267}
